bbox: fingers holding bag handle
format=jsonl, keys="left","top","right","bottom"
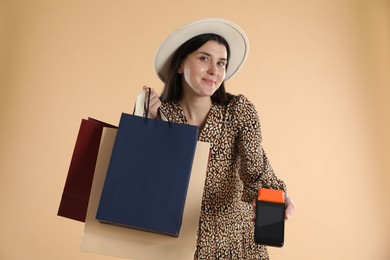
{"left": 134, "top": 86, "right": 166, "bottom": 121}
{"left": 143, "top": 86, "right": 161, "bottom": 119}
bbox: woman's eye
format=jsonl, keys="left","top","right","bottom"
{"left": 199, "top": 56, "right": 209, "bottom": 62}
{"left": 217, "top": 61, "right": 227, "bottom": 67}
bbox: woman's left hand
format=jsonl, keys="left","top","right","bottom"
{"left": 284, "top": 196, "right": 295, "bottom": 220}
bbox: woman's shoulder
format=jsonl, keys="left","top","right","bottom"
{"left": 221, "top": 94, "right": 261, "bottom": 131}
{"left": 227, "top": 94, "right": 258, "bottom": 115}
{"left": 159, "top": 101, "right": 186, "bottom": 123}
{"left": 160, "top": 100, "right": 181, "bottom": 112}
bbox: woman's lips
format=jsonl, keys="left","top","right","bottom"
{"left": 203, "top": 78, "right": 216, "bottom": 85}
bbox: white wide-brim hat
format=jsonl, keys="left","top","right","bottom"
{"left": 154, "top": 18, "right": 249, "bottom": 83}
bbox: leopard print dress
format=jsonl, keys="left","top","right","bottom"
{"left": 160, "top": 94, "right": 287, "bottom": 260}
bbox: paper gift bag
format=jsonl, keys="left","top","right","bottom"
{"left": 96, "top": 113, "right": 199, "bottom": 236}
{"left": 58, "top": 118, "right": 116, "bottom": 222}
{"left": 81, "top": 127, "right": 210, "bottom": 260}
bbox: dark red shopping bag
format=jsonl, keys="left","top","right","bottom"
{"left": 58, "top": 118, "right": 116, "bottom": 222}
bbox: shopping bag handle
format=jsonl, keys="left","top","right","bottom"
{"left": 134, "top": 88, "right": 171, "bottom": 126}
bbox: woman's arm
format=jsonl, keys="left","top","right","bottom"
{"left": 235, "top": 95, "right": 294, "bottom": 219}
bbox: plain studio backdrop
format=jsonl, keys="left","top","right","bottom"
{"left": 1, "top": 0, "right": 389, "bottom": 259}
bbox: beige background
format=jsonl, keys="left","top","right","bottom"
{"left": 1, "top": 0, "right": 389, "bottom": 259}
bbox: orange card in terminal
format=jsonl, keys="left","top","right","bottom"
{"left": 258, "top": 188, "right": 285, "bottom": 204}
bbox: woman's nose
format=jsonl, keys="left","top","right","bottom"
{"left": 207, "top": 63, "right": 217, "bottom": 75}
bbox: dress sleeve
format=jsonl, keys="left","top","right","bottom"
{"left": 234, "top": 95, "right": 287, "bottom": 203}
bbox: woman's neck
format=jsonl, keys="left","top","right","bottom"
{"left": 178, "top": 96, "right": 212, "bottom": 127}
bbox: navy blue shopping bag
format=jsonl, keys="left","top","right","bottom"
{"left": 96, "top": 112, "right": 198, "bottom": 237}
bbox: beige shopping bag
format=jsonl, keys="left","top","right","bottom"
{"left": 80, "top": 127, "right": 209, "bottom": 260}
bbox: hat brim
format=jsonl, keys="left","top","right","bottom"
{"left": 154, "top": 18, "right": 249, "bottom": 83}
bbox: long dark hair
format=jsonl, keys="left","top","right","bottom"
{"left": 160, "top": 33, "right": 234, "bottom": 105}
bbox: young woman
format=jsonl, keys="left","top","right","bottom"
{"left": 143, "top": 18, "right": 294, "bottom": 259}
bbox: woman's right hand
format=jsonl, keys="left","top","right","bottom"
{"left": 143, "top": 85, "right": 161, "bottom": 119}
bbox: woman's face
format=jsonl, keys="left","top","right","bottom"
{"left": 178, "top": 40, "right": 227, "bottom": 98}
